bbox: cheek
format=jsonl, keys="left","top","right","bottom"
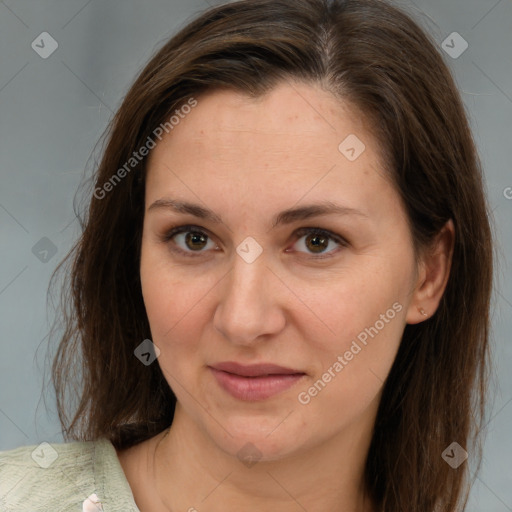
{"left": 140, "top": 264, "right": 208, "bottom": 390}
{"left": 140, "top": 238, "right": 214, "bottom": 339}
{"left": 298, "top": 262, "right": 408, "bottom": 395}
{"left": 294, "top": 293, "right": 406, "bottom": 432}
{"left": 139, "top": 252, "right": 204, "bottom": 383}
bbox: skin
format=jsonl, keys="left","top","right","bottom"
{"left": 116, "top": 80, "right": 454, "bottom": 512}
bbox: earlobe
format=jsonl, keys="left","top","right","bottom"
{"left": 418, "top": 306, "right": 428, "bottom": 317}
{"left": 405, "top": 219, "right": 455, "bottom": 325}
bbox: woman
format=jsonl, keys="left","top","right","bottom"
{"left": 0, "top": 0, "right": 494, "bottom": 511}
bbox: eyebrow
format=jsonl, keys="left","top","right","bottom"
{"left": 147, "top": 198, "right": 369, "bottom": 228}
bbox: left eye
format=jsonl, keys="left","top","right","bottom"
{"left": 291, "top": 228, "right": 346, "bottom": 257}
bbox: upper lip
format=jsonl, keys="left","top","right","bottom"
{"left": 210, "top": 361, "right": 305, "bottom": 377}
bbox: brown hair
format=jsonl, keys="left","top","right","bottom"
{"left": 49, "top": 0, "right": 495, "bottom": 510}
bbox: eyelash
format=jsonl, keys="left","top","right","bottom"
{"left": 161, "top": 224, "right": 348, "bottom": 260}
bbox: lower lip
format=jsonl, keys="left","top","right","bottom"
{"left": 209, "top": 368, "right": 305, "bottom": 401}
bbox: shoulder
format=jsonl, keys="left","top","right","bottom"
{"left": 0, "top": 438, "right": 139, "bottom": 511}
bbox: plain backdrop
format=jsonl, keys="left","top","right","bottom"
{"left": 0, "top": 0, "right": 511, "bottom": 510}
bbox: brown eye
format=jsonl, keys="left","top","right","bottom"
{"left": 163, "top": 225, "right": 217, "bottom": 257}
{"left": 291, "top": 227, "right": 347, "bottom": 257}
{"left": 304, "top": 233, "right": 329, "bottom": 253}
{"left": 185, "top": 231, "right": 209, "bottom": 251}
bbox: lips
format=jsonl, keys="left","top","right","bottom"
{"left": 208, "top": 361, "right": 306, "bottom": 401}
{"left": 210, "top": 361, "right": 304, "bottom": 377}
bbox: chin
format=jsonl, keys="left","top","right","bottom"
{"left": 207, "top": 416, "right": 311, "bottom": 463}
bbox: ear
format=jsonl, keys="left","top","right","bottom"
{"left": 405, "top": 219, "right": 455, "bottom": 325}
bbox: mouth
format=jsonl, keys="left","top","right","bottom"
{"left": 210, "top": 361, "right": 305, "bottom": 377}
{"left": 208, "top": 361, "right": 306, "bottom": 401}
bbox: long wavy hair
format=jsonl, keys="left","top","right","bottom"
{"left": 49, "top": 0, "right": 495, "bottom": 510}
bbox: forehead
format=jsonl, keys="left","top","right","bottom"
{"left": 153, "top": 81, "right": 372, "bottom": 155}
{"left": 145, "top": 81, "right": 395, "bottom": 220}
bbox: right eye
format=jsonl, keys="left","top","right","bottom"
{"left": 162, "top": 225, "right": 219, "bottom": 257}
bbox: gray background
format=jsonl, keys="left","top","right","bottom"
{"left": 0, "top": 0, "right": 511, "bottom": 510}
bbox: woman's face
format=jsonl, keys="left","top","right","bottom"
{"left": 140, "top": 81, "right": 420, "bottom": 460}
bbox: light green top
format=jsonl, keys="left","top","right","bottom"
{"left": 0, "top": 438, "right": 140, "bottom": 511}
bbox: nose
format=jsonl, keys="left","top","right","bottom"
{"left": 213, "top": 251, "right": 287, "bottom": 346}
